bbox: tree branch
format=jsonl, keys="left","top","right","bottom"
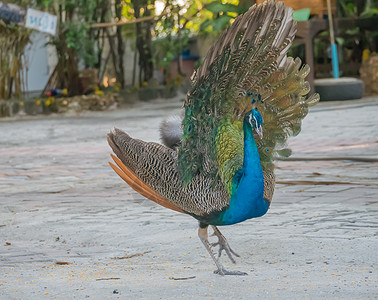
{"left": 90, "top": 10, "right": 168, "bottom": 28}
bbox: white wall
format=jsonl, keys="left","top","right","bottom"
{"left": 23, "top": 31, "right": 56, "bottom": 95}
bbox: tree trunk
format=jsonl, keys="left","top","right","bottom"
{"left": 132, "top": 36, "right": 138, "bottom": 86}
{"left": 177, "top": 14, "right": 184, "bottom": 77}
{"left": 115, "top": 0, "right": 125, "bottom": 88}
{"left": 66, "top": 48, "right": 81, "bottom": 95}
{"left": 132, "top": 0, "right": 154, "bottom": 85}
{"left": 142, "top": 6, "right": 154, "bottom": 82}
{"left": 55, "top": 3, "right": 81, "bottom": 96}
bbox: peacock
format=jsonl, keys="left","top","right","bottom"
{"left": 107, "top": 0, "right": 319, "bottom": 275}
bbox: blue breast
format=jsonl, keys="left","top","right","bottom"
{"left": 217, "top": 169, "right": 269, "bottom": 225}
{"left": 211, "top": 110, "right": 270, "bottom": 226}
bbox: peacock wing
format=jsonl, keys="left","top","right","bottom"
{"left": 108, "top": 128, "right": 230, "bottom": 217}
{"left": 178, "top": 0, "right": 299, "bottom": 195}
{"left": 254, "top": 58, "right": 320, "bottom": 170}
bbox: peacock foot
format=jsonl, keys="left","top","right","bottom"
{"left": 211, "top": 225, "right": 240, "bottom": 264}
{"left": 198, "top": 225, "right": 247, "bottom": 276}
{"left": 214, "top": 267, "right": 248, "bottom": 276}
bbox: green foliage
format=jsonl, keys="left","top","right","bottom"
{"left": 63, "top": 22, "right": 96, "bottom": 67}
{"left": 152, "top": 0, "right": 202, "bottom": 81}
{"left": 152, "top": 0, "right": 248, "bottom": 85}
{"left": 361, "top": 8, "right": 378, "bottom": 17}
{"left": 199, "top": 0, "right": 247, "bottom": 33}
{"left": 153, "top": 21, "right": 190, "bottom": 70}
{"left": 206, "top": 1, "right": 242, "bottom": 14}
{"left": 339, "top": 1, "right": 358, "bottom": 17}
{"left": 153, "top": 34, "right": 188, "bottom": 70}
{"left": 0, "top": 20, "right": 31, "bottom": 99}
{"left": 35, "top": 0, "right": 100, "bottom": 68}
{"left": 338, "top": 0, "right": 378, "bottom": 17}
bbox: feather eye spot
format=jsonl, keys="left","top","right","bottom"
{"left": 188, "top": 125, "right": 192, "bottom": 133}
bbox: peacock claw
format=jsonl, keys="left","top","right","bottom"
{"left": 199, "top": 225, "right": 247, "bottom": 276}
{"left": 214, "top": 267, "right": 248, "bottom": 276}
{"left": 211, "top": 241, "right": 239, "bottom": 264}
{"left": 211, "top": 225, "right": 240, "bottom": 264}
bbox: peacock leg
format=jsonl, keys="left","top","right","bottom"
{"left": 210, "top": 225, "right": 240, "bottom": 264}
{"left": 198, "top": 225, "right": 247, "bottom": 276}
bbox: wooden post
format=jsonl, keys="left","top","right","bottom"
{"left": 327, "top": 0, "right": 339, "bottom": 78}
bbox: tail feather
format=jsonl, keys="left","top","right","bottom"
{"left": 107, "top": 128, "right": 230, "bottom": 216}
{"left": 107, "top": 129, "right": 185, "bottom": 214}
{"left": 109, "top": 154, "right": 185, "bottom": 213}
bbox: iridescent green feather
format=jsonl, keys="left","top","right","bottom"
{"left": 178, "top": 0, "right": 319, "bottom": 195}
{"left": 215, "top": 119, "right": 243, "bottom": 195}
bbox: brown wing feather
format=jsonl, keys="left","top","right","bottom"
{"left": 109, "top": 154, "right": 185, "bottom": 214}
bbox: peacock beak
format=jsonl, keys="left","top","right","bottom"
{"left": 256, "top": 125, "right": 263, "bottom": 139}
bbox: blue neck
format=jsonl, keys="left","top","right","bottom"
{"left": 218, "top": 117, "right": 269, "bottom": 225}
{"left": 242, "top": 120, "right": 262, "bottom": 175}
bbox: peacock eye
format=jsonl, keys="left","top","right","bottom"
{"left": 188, "top": 125, "right": 192, "bottom": 132}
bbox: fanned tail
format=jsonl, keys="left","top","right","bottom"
{"left": 254, "top": 57, "right": 320, "bottom": 170}
{"left": 107, "top": 129, "right": 185, "bottom": 214}
{"left": 178, "top": 0, "right": 302, "bottom": 187}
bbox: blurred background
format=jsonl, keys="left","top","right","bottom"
{"left": 0, "top": 0, "right": 377, "bottom": 115}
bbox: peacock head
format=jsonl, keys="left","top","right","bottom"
{"left": 245, "top": 109, "right": 263, "bottom": 139}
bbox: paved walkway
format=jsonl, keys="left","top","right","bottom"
{"left": 0, "top": 96, "right": 377, "bottom": 299}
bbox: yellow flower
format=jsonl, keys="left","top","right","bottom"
{"left": 62, "top": 88, "right": 68, "bottom": 96}
{"left": 95, "top": 90, "right": 104, "bottom": 96}
{"left": 19, "top": 101, "right": 24, "bottom": 107}
{"left": 114, "top": 83, "right": 121, "bottom": 92}
{"left": 45, "top": 97, "right": 54, "bottom": 106}
{"left": 142, "top": 81, "right": 148, "bottom": 87}
{"left": 36, "top": 100, "right": 41, "bottom": 105}
{"left": 362, "top": 49, "right": 370, "bottom": 62}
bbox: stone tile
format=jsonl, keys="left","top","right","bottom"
{"left": 1, "top": 96, "right": 378, "bottom": 298}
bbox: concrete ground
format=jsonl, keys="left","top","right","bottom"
{"left": 0, "top": 95, "right": 377, "bottom": 299}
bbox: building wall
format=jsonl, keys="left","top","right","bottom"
{"left": 23, "top": 31, "right": 53, "bottom": 95}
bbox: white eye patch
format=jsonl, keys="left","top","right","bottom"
{"left": 249, "top": 114, "right": 258, "bottom": 127}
